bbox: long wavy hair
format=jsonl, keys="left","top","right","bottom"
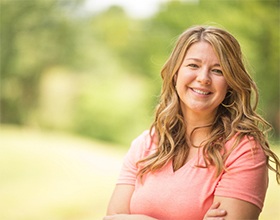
{"left": 137, "top": 25, "right": 280, "bottom": 183}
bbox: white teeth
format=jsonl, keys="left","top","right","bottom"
{"left": 192, "top": 88, "right": 210, "bottom": 95}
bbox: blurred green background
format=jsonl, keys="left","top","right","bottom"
{"left": 0, "top": 0, "right": 279, "bottom": 219}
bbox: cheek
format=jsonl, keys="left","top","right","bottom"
{"left": 176, "top": 69, "right": 193, "bottom": 87}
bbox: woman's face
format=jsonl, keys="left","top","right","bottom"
{"left": 175, "top": 41, "right": 229, "bottom": 120}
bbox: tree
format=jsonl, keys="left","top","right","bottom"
{"left": 0, "top": 0, "right": 84, "bottom": 124}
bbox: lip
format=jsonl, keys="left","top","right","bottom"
{"left": 191, "top": 87, "right": 212, "bottom": 95}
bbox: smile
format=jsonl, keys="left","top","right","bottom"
{"left": 192, "top": 88, "right": 211, "bottom": 95}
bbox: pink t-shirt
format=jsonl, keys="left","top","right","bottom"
{"left": 117, "top": 130, "right": 268, "bottom": 220}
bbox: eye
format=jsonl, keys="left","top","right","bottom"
{"left": 188, "top": 63, "right": 199, "bottom": 68}
{"left": 212, "top": 69, "right": 223, "bottom": 75}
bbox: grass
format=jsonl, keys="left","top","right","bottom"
{"left": 0, "top": 125, "right": 279, "bottom": 220}
{"left": 0, "top": 125, "right": 125, "bottom": 220}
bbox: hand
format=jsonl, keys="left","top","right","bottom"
{"left": 204, "top": 202, "right": 227, "bottom": 220}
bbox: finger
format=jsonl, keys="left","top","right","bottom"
{"left": 210, "top": 201, "right": 221, "bottom": 209}
{"left": 207, "top": 208, "right": 227, "bottom": 217}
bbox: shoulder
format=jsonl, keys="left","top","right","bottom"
{"left": 131, "top": 130, "right": 152, "bottom": 151}
{"left": 128, "top": 130, "right": 157, "bottom": 160}
{"left": 131, "top": 130, "right": 150, "bottom": 145}
{"left": 224, "top": 134, "right": 267, "bottom": 166}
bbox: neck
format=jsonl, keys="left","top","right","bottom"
{"left": 185, "top": 112, "right": 214, "bottom": 130}
{"left": 184, "top": 111, "right": 215, "bottom": 146}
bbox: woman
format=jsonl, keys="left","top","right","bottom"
{"left": 103, "top": 25, "right": 280, "bottom": 220}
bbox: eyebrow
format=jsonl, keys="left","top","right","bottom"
{"left": 185, "top": 58, "right": 221, "bottom": 67}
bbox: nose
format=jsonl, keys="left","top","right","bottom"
{"left": 197, "top": 68, "right": 211, "bottom": 85}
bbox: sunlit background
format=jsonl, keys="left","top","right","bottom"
{"left": 0, "top": 0, "right": 279, "bottom": 219}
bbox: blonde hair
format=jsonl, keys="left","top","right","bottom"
{"left": 137, "top": 25, "right": 280, "bottom": 183}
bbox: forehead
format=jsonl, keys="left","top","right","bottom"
{"left": 184, "top": 41, "right": 220, "bottom": 62}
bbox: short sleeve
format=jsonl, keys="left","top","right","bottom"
{"left": 117, "top": 130, "right": 153, "bottom": 185}
{"left": 215, "top": 137, "right": 268, "bottom": 210}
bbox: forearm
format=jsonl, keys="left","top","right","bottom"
{"left": 106, "top": 185, "right": 135, "bottom": 215}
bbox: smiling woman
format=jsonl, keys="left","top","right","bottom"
{"left": 175, "top": 41, "right": 229, "bottom": 124}
{"left": 103, "top": 25, "right": 280, "bottom": 220}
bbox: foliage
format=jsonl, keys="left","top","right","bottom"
{"left": 0, "top": 0, "right": 279, "bottom": 145}
{"left": 0, "top": 0, "right": 85, "bottom": 124}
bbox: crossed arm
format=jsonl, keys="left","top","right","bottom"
{"left": 103, "top": 184, "right": 260, "bottom": 220}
